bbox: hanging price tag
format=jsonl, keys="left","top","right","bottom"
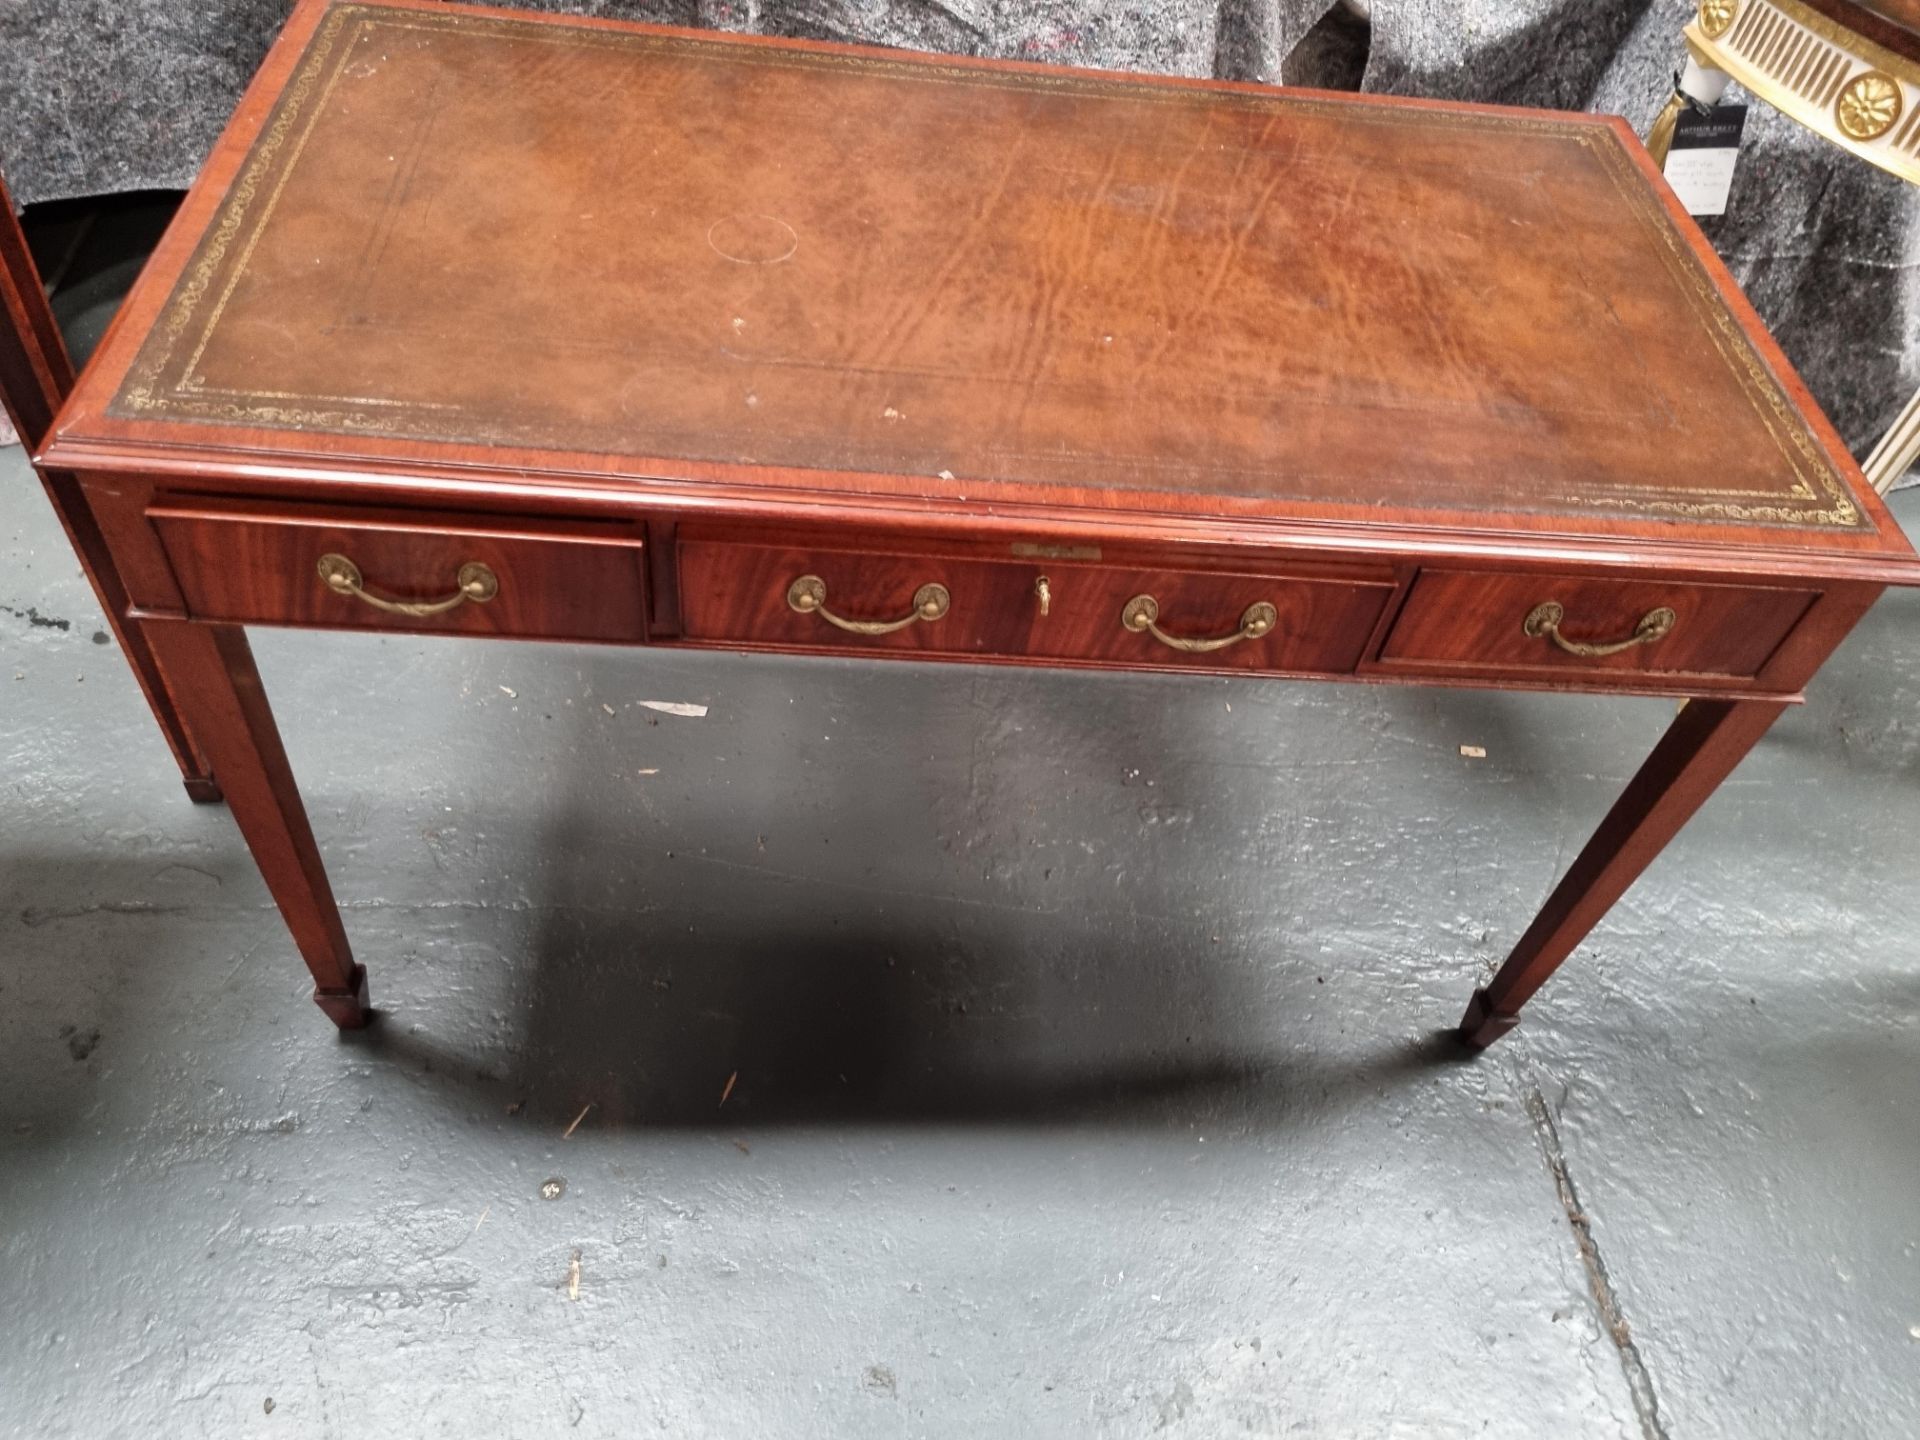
{"left": 1663, "top": 103, "right": 1747, "bottom": 217}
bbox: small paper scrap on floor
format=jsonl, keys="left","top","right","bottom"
{"left": 1459, "top": 745, "right": 1487, "bottom": 759}
{"left": 498, "top": 685, "right": 517, "bottom": 699}
{"left": 567, "top": 1251, "right": 581, "bottom": 1302}
{"left": 638, "top": 701, "right": 708, "bottom": 718}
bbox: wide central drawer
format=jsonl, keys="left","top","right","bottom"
{"left": 676, "top": 538, "right": 1394, "bottom": 675}
{"left": 149, "top": 502, "right": 648, "bottom": 642}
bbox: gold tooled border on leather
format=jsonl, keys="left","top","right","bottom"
{"left": 112, "top": 1, "right": 1865, "bottom": 530}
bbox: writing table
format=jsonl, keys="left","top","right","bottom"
{"left": 35, "top": 0, "right": 1920, "bottom": 1047}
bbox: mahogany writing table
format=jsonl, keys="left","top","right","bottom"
{"left": 35, "top": 0, "right": 1920, "bottom": 1047}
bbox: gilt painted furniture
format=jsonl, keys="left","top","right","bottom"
{"left": 35, "top": 0, "right": 1920, "bottom": 1046}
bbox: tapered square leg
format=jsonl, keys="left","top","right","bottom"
{"left": 1457, "top": 988, "right": 1520, "bottom": 1049}
{"left": 1459, "top": 698, "right": 1788, "bottom": 1051}
{"left": 141, "top": 619, "right": 370, "bottom": 1031}
{"left": 312, "top": 964, "right": 372, "bottom": 1029}
{"left": 183, "top": 774, "right": 225, "bottom": 804}
{"left": 36, "top": 475, "right": 224, "bottom": 802}
{"left": 3, "top": 170, "right": 221, "bottom": 802}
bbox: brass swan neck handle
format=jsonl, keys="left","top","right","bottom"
{"left": 1122, "top": 594, "right": 1277, "bottom": 654}
{"left": 317, "top": 553, "right": 498, "bottom": 617}
{"left": 787, "top": 574, "right": 950, "bottom": 635}
{"left": 1523, "top": 601, "right": 1675, "bottom": 658}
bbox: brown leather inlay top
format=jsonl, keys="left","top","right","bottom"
{"left": 112, "top": 1, "right": 1866, "bottom": 528}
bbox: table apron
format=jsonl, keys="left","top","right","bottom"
{"left": 119, "top": 497, "right": 1876, "bottom": 703}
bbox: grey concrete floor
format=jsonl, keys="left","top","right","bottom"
{"left": 4, "top": 248, "right": 1920, "bottom": 1439}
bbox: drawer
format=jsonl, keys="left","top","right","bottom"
{"left": 677, "top": 538, "right": 1394, "bottom": 675}
{"left": 1377, "top": 569, "right": 1818, "bottom": 680}
{"left": 1021, "top": 564, "right": 1393, "bottom": 673}
{"left": 149, "top": 504, "right": 647, "bottom": 642}
{"left": 679, "top": 541, "right": 1021, "bottom": 655}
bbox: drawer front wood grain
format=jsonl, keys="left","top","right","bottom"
{"left": 678, "top": 539, "right": 1393, "bottom": 675}
{"left": 1023, "top": 565, "right": 1393, "bottom": 673}
{"left": 150, "top": 505, "right": 647, "bottom": 642}
{"left": 1378, "top": 570, "right": 1818, "bottom": 679}
{"left": 679, "top": 542, "right": 1025, "bottom": 655}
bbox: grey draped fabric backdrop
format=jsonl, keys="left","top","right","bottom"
{"left": 2, "top": 0, "right": 1914, "bottom": 482}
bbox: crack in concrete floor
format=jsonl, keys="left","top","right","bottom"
{"left": 1526, "top": 1081, "right": 1669, "bottom": 1440}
